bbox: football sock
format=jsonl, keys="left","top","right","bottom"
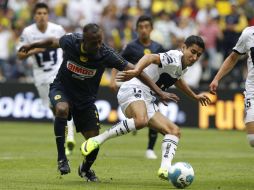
{"left": 67, "top": 119, "right": 75, "bottom": 142}
{"left": 147, "top": 128, "right": 158, "bottom": 150}
{"left": 92, "top": 118, "right": 136, "bottom": 144}
{"left": 160, "top": 134, "right": 179, "bottom": 170}
{"left": 82, "top": 148, "right": 99, "bottom": 171}
{"left": 54, "top": 117, "right": 67, "bottom": 161}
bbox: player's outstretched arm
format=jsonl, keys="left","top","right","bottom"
{"left": 117, "top": 54, "right": 160, "bottom": 81}
{"left": 175, "top": 79, "right": 211, "bottom": 106}
{"left": 18, "top": 37, "right": 60, "bottom": 55}
{"left": 109, "top": 68, "right": 119, "bottom": 92}
{"left": 209, "top": 51, "right": 240, "bottom": 95}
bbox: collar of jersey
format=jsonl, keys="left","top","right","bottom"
{"left": 80, "top": 43, "right": 87, "bottom": 54}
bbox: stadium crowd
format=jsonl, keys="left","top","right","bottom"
{"left": 0, "top": 0, "right": 254, "bottom": 89}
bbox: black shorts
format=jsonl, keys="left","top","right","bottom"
{"left": 49, "top": 83, "right": 100, "bottom": 132}
{"left": 72, "top": 104, "right": 100, "bottom": 132}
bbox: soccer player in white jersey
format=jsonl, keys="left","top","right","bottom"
{"left": 81, "top": 35, "right": 211, "bottom": 180}
{"left": 210, "top": 26, "right": 254, "bottom": 148}
{"left": 16, "top": 3, "right": 75, "bottom": 156}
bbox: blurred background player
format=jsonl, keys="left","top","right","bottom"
{"left": 16, "top": 2, "right": 75, "bottom": 156}
{"left": 110, "top": 15, "right": 164, "bottom": 159}
{"left": 210, "top": 26, "right": 254, "bottom": 149}
{"left": 81, "top": 35, "right": 211, "bottom": 180}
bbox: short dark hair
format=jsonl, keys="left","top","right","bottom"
{"left": 136, "top": 15, "right": 153, "bottom": 29}
{"left": 33, "top": 2, "right": 49, "bottom": 15}
{"left": 184, "top": 35, "right": 205, "bottom": 50}
{"left": 83, "top": 23, "right": 101, "bottom": 34}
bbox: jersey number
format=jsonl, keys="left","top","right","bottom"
{"left": 35, "top": 49, "right": 57, "bottom": 71}
{"left": 250, "top": 47, "right": 254, "bottom": 64}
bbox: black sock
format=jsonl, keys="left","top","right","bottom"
{"left": 82, "top": 148, "right": 99, "bottom": 171}
{"left": 54, "top": 117, "right": 67, "bottom": 161}
{"left": 147, "top": 128, "right": 158, "bottom": 150}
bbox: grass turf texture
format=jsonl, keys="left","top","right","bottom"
{"left": 0, "top": 122, "right": 253, "bottom": 190}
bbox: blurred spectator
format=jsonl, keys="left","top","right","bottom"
{"left": 153, "top": 11, "right": 176, "bottom": 50}
{"left": 0, "top": 0, "right": 252, "bottom": 89}
{"left": 199, "top": 15, "right": 223, "bottom": 81}
{"left": 0, "top": 22, "right": 12, "bottom": 81}
{"left": 171, "top": 16, "right": 197, "bottom": 49}
{"left": 196, "top": 2, "right": 218, "bottom": 25}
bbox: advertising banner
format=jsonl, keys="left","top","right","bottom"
{"left": 0, "top": 83, "right": 245, "bottom": 130}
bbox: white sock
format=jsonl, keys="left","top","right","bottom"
{"left": 66, "top": 119, "right": 75, "bottom": 142}
{"left": 93, "top": 118, "right": 136, "bottom": 144}
{"left": 160, "top": 134, "right": 179, "bottom": 170}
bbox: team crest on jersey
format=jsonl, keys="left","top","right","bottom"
{"left": 144, "top": 48, "right": 151, "bottom": 55}
{"left": 80, "top": 56, "right": 88, "bottom": 62}
{"left": 67, "top": 61, "right": 96, "bottom": 77}
{"left": 54, "top": 95, "right": 61, "bottom": 100}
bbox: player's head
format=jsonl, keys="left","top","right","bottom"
{"left": 182, "top": 35, "right": 205, "bottom": 67}
{"left": 82, "top": 23, "right": 103, "bottom": 54}
{"left": 33, "top": 2, "right": 49, "bottom": 27}
{"left": 136, "top": 15, "right": 153, "bottom": 41}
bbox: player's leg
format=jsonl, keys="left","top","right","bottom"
{"left": 65, "top": 119, "right": 76, "bottom": 155}
{"left": 36, "top": 83, "right": 51, "bottom": 108}
{"left": 147, "top": 112, "right": 180, "bottom": 180}
{"left": 81, "top": 87, "right": 150, "bottom": 156}
{"left": 73, "top": 104, "right": 100, "bottom": 182}
{"left": 246, "top": 122, "right": 254, "bottom": 147}
{"left": 81, "top": 100, "right": 148, "bottom": 156}
{"left": 49, "top": 86, "right": 71, "bottom": 175}
{"left": 244, "top": 96, "right": 254, "bottom": 147}
{"left": 145, "top": 128, "right": 158, "bottom": 159}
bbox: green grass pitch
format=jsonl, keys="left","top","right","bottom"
{"left": 0, "top": 122, "right": 253, "bottom": 190}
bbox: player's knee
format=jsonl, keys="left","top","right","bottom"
{"left": 55, "top": 102, "right": 69, "bottom": 118}
{"left": 171, "top": 127, "right": 181, "bottom": 138}
{"left": 134, "top": 116, "right": 148, "bottom": 129}
{"left": 247, "top": 134, "right": 254, "bottom": 147}
{"left": 164, "top": 126, "right": 181, "bottom": 138}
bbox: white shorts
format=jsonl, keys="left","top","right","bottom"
{"left": 244, "top": 91, "right": 254, "bottom": 123}
{"left": 35, "top": 83, "right": 51, "bottom": 108}
{"left": 117, "top": 85, "right": 159, "bottom": 119}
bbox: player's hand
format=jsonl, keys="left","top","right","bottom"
{"left": 209, "top": 79, "right": 218, "bottom": 95}
{"left": 19, "top": 44, "right": 33, "bottom": 53}
{"left": 195, "top": 93, "right": 211, "bottom": 106}
{"left": 116, "top": 69, "right": 140, "bottom": 82}
{"left": 159, "top": 92, "right": 180, "bottom": 106}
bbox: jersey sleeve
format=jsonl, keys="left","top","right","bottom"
{"left": 159, "top": 51, "right": 178, "bottom": 67}
{"left": 59, "top": 33, "right": 73, "bottom": 51}
{"left": 106, "top": 49, "right": 128, "bottom": 71}
{"left": 16, "top": 29, "right": 29, "bottom": 51}
{"left": 233, "top": 27, "right": 249, "bottom": 55}
{"left": 121, "top": 44, "right": 132, "bottom": 62}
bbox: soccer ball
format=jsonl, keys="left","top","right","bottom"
{"left": 168, "top": 162, "right": 194, "bottom": 189}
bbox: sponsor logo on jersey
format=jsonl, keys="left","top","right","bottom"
{"left": 54, "top": 95, "right": 61, "bottom": 100}
{"left": 67, "top": 61, "right": 96, "bottom": 77}
{"left": 144, "top": 48, "right": 151, "bottom": 55}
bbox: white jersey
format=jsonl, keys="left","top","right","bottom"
{"left": 17, "top": 22, "right": 65, "bottom": 85}
{"left": 121, "top": 50, "right": 188, "bottom": 92}
{"left": 233, "top": 26, "right": 254, "bottom": 95}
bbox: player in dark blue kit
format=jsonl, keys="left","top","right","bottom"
{"left": 110, "top": 15, "right": 164, "bottom": 159}
{"left": 19, "top": 23, "right": 179, "bottom": 181}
